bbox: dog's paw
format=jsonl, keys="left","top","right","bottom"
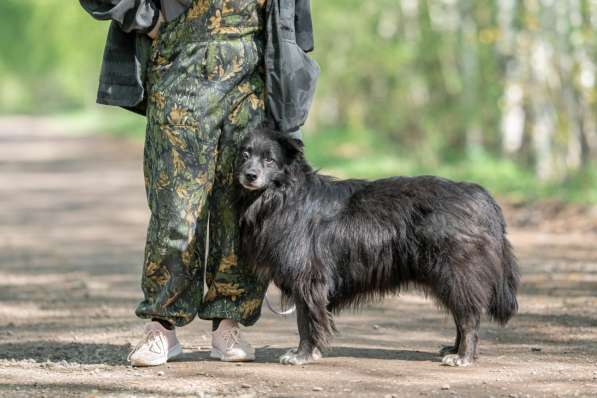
{"left": 279, "top": 348, "right": 321, "bottom": 365}
{"left": 439, "top": 345, "right": 458, "bottom": 356}
{"left": 441, "top": 354, "right": 473, "bottom": 367}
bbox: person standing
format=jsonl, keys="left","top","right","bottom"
{"left": 79, "top": 0, "right": 318, "bottom": 366}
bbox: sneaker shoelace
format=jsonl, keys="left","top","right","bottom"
{"left": 222, "top": 327, "right": 242, "bottom": 350}
{"left": 127, "top": 330, "right": 165, "bottom": 361}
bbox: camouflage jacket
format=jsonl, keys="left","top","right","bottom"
{"left": 79, "top": 0, "right": 318, "bottom": 132}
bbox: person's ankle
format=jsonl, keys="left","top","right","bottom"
{"left": 212, "top": 319, "right": 238, "bottom": 331}
{"left": 152, "top": 318, "right": 175, "bottom": 331}
{"left": 220, "top": 319, "right": 238, "bottom": 328}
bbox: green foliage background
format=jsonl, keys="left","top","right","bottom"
{"left": 0, "top": 1, "right": 107, "bottom": 111}
{"left": 0, "top": 0, "right": 595, "bottom": 202}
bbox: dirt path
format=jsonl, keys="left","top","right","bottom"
{"left": 1, "top": 117, "right": 596, "bottom": 398}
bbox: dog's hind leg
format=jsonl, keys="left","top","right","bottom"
{"left": 279, "top": 294, "right": 330, "bottom": 365}
{"left": 441, "top": 312, "right": 480, "bottom": 367}
{"left": 439, "top": 314, "right": 461, "bottom": 356}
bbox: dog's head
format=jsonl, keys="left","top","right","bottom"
{"left": 238, "top": 128, "right": 304, "bottom": 191}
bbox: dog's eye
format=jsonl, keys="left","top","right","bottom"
{"left": 264, "top": 157, "right": 275, "bottom": 165}
{"left": 241, "top": 151, "right": 250, "bottom": 160}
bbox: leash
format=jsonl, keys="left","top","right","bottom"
{"left": 264, "top": 291, "right": 296, "bottom": 316}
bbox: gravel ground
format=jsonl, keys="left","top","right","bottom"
{"left": 1, "top": 117, "right": 596, "bottom": 398}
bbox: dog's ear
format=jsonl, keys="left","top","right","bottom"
{"left": 279, "top": 136, "right": 304, "bottom": 163}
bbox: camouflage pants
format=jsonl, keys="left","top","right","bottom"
{"left": 135, "top": 3, "right": 268, "bottom": 327}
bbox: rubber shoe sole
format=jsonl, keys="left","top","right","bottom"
{"left": 130, "top": 344, "right": 183, "bottom": 367}
{"left": 210, "top": 347, "right": 255, "bottom": 362}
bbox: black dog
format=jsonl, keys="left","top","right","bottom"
{"left": 237, "top": 128, "right": 519, "bottom": 367}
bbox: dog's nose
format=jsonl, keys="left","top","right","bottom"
{"left": 245, "top": 172, "right": 258, "bottom": 182}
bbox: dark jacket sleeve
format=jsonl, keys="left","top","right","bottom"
{"left": 79, "top": 0, "right": 160, "bottom": 34}
{"left": 294, "top": 0, "right": 314, "bottom": 53}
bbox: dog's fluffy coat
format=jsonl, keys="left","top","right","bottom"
{"left": 238, "top": 128, "right": 520, "bottom": 366}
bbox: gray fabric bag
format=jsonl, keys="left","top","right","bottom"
{"left": 265, "top": 0, "right": 319, "bottom": 132}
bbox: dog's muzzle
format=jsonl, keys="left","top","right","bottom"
{"left": 239, "top": 172, "right": 264, "bottom": 190}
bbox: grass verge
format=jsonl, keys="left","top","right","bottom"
{"left": 46, "top": 109, "right": 597, "bottom": 204}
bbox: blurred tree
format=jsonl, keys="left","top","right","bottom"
{"left": 0, "top": 0, "right": 595, "bottom": 180}
{"left": 0, "top": 0, "right": 107, "bottom": 112}
{"left": 309, "top": 0, "right": 596, "bottom": 180}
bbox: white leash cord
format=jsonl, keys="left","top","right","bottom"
{"left": 264, "top": 293, "right": 296, "bottom": 316}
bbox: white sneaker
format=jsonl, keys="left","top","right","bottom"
{"left": 210, "top": 320, "right": 255, "bottom": 362}
{"left": 127, "top": 322, "right": 182, "bottom": 367}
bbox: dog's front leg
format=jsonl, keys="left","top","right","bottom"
{"left": 279, "top": 296, "right": 325, "bottom": 365}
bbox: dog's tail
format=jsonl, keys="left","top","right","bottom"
{"left": 488, "top": 238, "right": 520, "bottom": 325}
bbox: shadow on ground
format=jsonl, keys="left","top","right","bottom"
{"left": 178, "top": 346, "right": 440, "bottom": 364}
{"left": 0, "top": 342, "right": 130, "bottom": 366}
{"left": 0, "top": 384, "right": 195, "bottom": 398}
